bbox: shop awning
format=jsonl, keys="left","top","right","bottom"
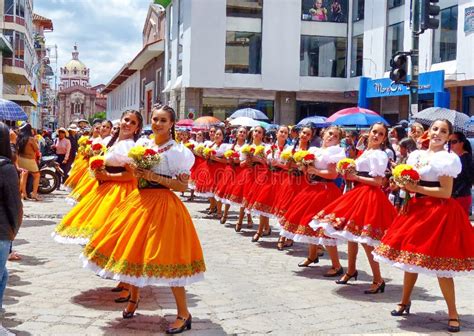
{"left": 128, "top": 40, "right": 164, "bottom": 70}
{"left": 172, "top": 76, "right": 182, "bottom": 90}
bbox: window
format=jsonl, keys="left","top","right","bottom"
{"left": 352, "top": 0, "right": 364, "bottom": 21}
{"left": 301, "top": 0, "right": 348, "bottom": 23}
{"left": 177, "top": 0, "right": 183, "bottom": 76}
{"left": 350, "top": 34, "right": 363, "bottom": 77}
{"left": 433, "top": 6, "right": 457, "bottom": 63}
{"left": 300, "top": 35, "right": 347, "bottom": 78}
{"left": 225, "top": 31, "right": 262, "bottom": 74}
{"left": 388, "top": 0, "right": 404, "bottom": 9}
{"left": 226, "top": 0, "right": 263, "bottom": 18}
{"left": 385, "top": 22, "right": 404, "bottom": 70}
{"left": 4, "top": 0, "right": 14, "bottom": 15}
{"left": 15, "top": 0, "right": 25, "bottom": 18}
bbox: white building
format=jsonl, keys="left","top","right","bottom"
{"left": 160, "top": 0, "right": 474, "bottom": 124}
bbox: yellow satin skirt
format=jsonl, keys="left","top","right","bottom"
{"left": 67, "top": 173, "right": 98, "bottom": 204}
{"left": 82, "top": 189, "right": 206, "bottom": 287}
{"left": 53, "top": 179, "right": 136, "bottom": 244}
{"left": 64, "top": 155, "right": 88, "bottom": 190}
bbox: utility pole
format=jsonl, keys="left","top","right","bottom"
{"left": 409, "top": 0, "right": 420, "bottom": 119}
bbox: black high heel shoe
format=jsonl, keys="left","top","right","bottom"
{"left": 251, "top": 233, "right": 261, "bottom": 242}
{"left": 364, "top": 281, "right": 385, "bottom": 294}
{"left": 297, "top": 257, "right": 319, "bottom": 267}
{"left": 391, "top": 302, "right": 411, "bottom": 316}
{"left": 166, "top": 314, "right": 192, "bottom": 334}
{"left": 447, "top": 318, "right": 461, "bottom": 333}
{"left": 335, "top": 270, "right": 358, "bottom": 284}
{"left": 323, "top": 266, "right": 344, "bottom": 277}
{"left": 122, "top": 299, "right": 139, "bottom": 319}
{"left": 235, "top": 222, "right": 242, "bottom": 232}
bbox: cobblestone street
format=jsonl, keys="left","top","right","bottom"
{"left": 2, "top": 190, "right": 474, "bottom": 335}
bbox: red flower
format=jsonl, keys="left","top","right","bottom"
{"left": 144, "top": 148, "right": 157, "bottom": 157}
{"left": 92, "top": 143, "right": 103, "bottom": 151}
{"left": 341, "top": 162, "right": 350, "bottom": 170}
{"left": 271, "top": 144, "right": 277, "bottom": 151}
{"left": 401, "top": 169, "right": 420, "bottom": 181}
{"left": 231, "top": 152, "right": 240, "bottom": 158}
{"left": 86, "top": 140, "right": 93, "bottom": 145}
{"left": 90, "top": 158, "right": 104, "bottom": 170}
{"left": 304, "top": 153, "right": 315, "bottom": 161}
{"left": 266, "top": 149, "right": 272, "bottom": 155}
{"left": 249, "top": 147, "right": 255, "bottom": 154}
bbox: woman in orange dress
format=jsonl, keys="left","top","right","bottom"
{"left": 63, "top": 135, "right": 90, "bottom": 191}
{"left": 82, "top": 105, "right": 205, "bottom": 334}
{"left": 52, "top": 111, "right": 142, "bottom": 244}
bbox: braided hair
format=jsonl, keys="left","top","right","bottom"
{"left": 107, "top": 110, "right": 144, "bottom": 148}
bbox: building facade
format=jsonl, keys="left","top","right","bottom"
{"left": 105, "top": 3, "right": 165, "bottom": 124}
{"left": 160, "top": 0, "right": 474, "bottom": 124}
{"left": 0, "top": 0, "right": 39, "bottom": 125}
{"left": 57, "top": 45, "right": 103, "bottom": 127}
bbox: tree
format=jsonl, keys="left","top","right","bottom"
{"left": 88, "top": 111, "right": 106, "bottom": 124}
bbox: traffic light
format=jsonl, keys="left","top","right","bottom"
{"left": 389, "top": 53, "right": 409, "bottom": 84}
{"left": 420, "top": 0, "right": 440, "bottom": 31}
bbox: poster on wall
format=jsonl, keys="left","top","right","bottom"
{"left": 301, "top": 0, "right": 348, "bottom": 23}
{"left": 465, "top": 6, "right": 474, "bottom": 34}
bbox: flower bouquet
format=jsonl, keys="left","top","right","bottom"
{"left": 194, "top": 144, "right": 205, "bottom": 156}
{"left": 185, "top": 142, "right": 195, "bottom": 151}
{"left": 280, "top": 148, "right": 293, "bottom": 163}
{"left": 293, "top": 150, "right": 316, "bottom": 166}
{"left": 128, "top": 146, "right": 162, "bottom": 188}
{"left": 89, "top": 155, "right": 105, "bottom": 178}
{"left": 240, "top": 144, "right": 254, "bottom": 157}
{"left": 392, "top": 164, "right": 420, "bottom": 214}
{"left": 253, "top": 145, "right": 266, "bottom": 158}
{"left": 336, "top": 158, "right": 357, "bottom": 191}
{"left": 203, "top": 147, "right": 217, "bottom": 161}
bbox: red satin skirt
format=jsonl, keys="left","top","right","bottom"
{"left": 373, "top": 196, "right": 474, "bottom": 278}
{"left": 247, "top": 170, "right": 286, "bottom": 218}
{"left": 271, "top": 172, "right": 307, "bottom": 218}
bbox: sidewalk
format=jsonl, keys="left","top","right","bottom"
{"left": 2, "top": 191, "right": 473, "bottom": 335}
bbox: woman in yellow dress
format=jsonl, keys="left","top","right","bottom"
{"left": 66, "top": 122, "right": 110, "bottom": 205}
{"left": 63, "top": 136, "right": 90, "bottom": 191}
{"left": 82, "top": 105, "right": 205, "bottom": 334}
{"left": 52, "top": 110, "right": 143, "bottom": 244}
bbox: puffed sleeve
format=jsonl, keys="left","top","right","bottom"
{"left": 431, "top": 151, "right": 462, "bottom": 178}
{"left": 368, "top": 150, "right": 389, "bottom": 177}
{"left": 216, "top": 143, "right": 230, "bottom": 157}
{"left": 319, "top": 146, "right": 346, "bottom": 165}
{"left": 107, "top": 139, "right": 135, "bottom": 166}
{"left": 135, "top": 137, "right": 150, "bottom": 147}
{"left": 406, "top": 150, "right": 423, "bottom": 166}
{"left": 168, "top": 143, "right": 195, "bottom": 176}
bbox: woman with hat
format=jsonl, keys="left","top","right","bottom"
{"left": 52, "top": 128, "right": 71, "bottom": 184}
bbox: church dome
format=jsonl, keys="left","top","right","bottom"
{"left": 64, "top": 59, "right": 86, "bottom": 72}
{"left": 63, "top": 44, "right": 88, "bottom": 74}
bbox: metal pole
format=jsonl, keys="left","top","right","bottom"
{"left": 409, "top": 0, "right": 420, "bottom": 119}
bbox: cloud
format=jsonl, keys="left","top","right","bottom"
{"left": 35, "top": 0, "right": 150, "bottom": 85}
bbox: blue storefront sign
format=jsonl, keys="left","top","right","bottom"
{"left": 358, "top": 70, "right": 449, "bottom": 108}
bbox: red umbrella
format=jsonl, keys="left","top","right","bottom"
{"left": 327, "top": 107, "right": 379, "bottom": 123}
{"left": 176, "top": 119, "right": 194, "bottom": 126}
{"left": 194, "top": 116, "right": 221, "bottom": 127}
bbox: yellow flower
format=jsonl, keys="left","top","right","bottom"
{"left": 240, "top": 144, "right": 252, "bottom": 154}
{"left": 293, "top": 150, "right": 309, "bottom": 163}
{"left": 280, "top": 148, "right": 293, "bottom": 161}
{"left": 224, "top": 149, "right": 236, "bottom": 158}
{"left": 336, "top": 158, "right": 356, "bottom": 174}
{"left": 392, "top": 164, "right": 413, "bottom": 178}
{"left": 78, "top": 136, "right": 89, "bottom": 146}
{"left": 254, "top": 145, "right": 266, "bottom": 157}
{"left": 128, "top": 145, "right": 147, "bottom": 161}
{"left": 194, "top": 144, "right": 205, "bottom": 154}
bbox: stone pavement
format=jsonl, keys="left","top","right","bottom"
{"left": 2, "top": 190, "right": 473, "bottom": 335}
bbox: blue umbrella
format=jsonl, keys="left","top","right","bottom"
{"left": 332, "top": 113, "right": 389, "bottom": 127}
{"left": 297, "top": 116, "right": 329, "bottom": 128}
{"left": 0, "top": 99, "right": 28, "bottom": 121}
{"left": 229, "top": 108, "right": 269, "bottom": 120}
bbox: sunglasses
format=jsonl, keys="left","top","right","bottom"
{"left": 449, "top": 139, "right": 460, "bottom": 145}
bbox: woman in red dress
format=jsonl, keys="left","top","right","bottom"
{"left": 246, "top": 126, "right": 290, "bottom": 242}
{"left": 273, "top": 126, "right": 312, "bottom": 250}
{"left": 311, "top": 123, "right": 396, "bottom": 293}
{"left": 215, "top": 127, "right": 248, "bottom": 224}
{"left": 187, "top": 131, "right": 205, "bottom": 201}
{"left": 373, "top": 119, "right": 474, "bottom": 332}
{"left": 194, "top": 128, "right": 228, "bottom": 217}
{"left": 280, "top": 126, "right": 345, "bottom": 276}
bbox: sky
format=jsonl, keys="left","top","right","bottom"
{"left": 35, "top": 0, "right": 152, "bottom": 86}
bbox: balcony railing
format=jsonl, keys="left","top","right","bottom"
{"left": 4, "top": 14, "right": 25, "bottom": 26}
